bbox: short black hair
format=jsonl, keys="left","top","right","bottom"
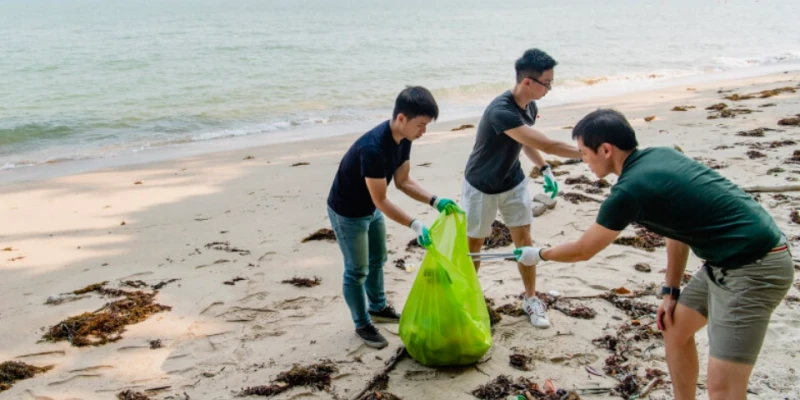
{"left": 392, "top": 86, "right": 439, "bottom": 121}
{"left": 572, "top": 109, "right": 639, "bottom": 152}
{"left": 515, "top": 48, "right": 558, "bottom": 83}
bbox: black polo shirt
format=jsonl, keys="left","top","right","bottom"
{"left": 327, "top": 120, "right": 411, "bottom": 218}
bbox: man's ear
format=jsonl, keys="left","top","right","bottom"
{"left": 602, "top": 143, "right": 613, "bottom": 158}
{"left": 395, "top": 113, "right": 406, "bottom": 124}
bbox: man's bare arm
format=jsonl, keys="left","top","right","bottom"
{"left": 365, "top": 177, "right": 415, "bottom": 227}
{"left": 523, "top": 145, "right": 547, "bottom": 169}
{"left": 664, "top": 238, "right": 690, "bottom": 287}
{"left": 505, "top": 125, "right": 581, "bottom": 159}
{"left": 393, "top": 161, "right": 434, "bottom": 204}
{"left": 540, "top": 223, "right": 621, "bottom": 262}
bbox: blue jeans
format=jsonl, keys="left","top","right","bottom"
{"left": 328, "top": 206, "right": 388, "bottom": 328}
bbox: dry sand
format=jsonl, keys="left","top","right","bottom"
{"left": 2, "top": 71, "right": 800, "bottom": 400}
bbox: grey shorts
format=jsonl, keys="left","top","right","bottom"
{"left": 461, "top": 178, "right": 533, "bottom": 238}
{"left": 679, "top": 245, "right": 794, "bottom": 365}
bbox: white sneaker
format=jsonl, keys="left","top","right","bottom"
{"left": 523, "top": 297, "right": 551, "bottom": 329}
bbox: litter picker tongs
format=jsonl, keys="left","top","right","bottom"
{"left": 468, "top": 252, "right": 516, "bottom": 260}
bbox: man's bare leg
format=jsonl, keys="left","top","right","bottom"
{"left": 509, "top": 224, "right": 535, "bottom": 298}
{"left": 706, "top": 357, "right": 754, "bottom": 400}
{"left": 663, "top": 304, "right": 708, "bottom": 400}
{"left": 468, "top": 237, "right": 484, "bottom": 271}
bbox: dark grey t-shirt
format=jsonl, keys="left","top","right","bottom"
{"left": 464, "top": 90, "right": 538, "bottom": 194}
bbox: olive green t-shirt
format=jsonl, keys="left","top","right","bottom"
{"left": 597, "top": 147, "right": 781, "bottom": 269}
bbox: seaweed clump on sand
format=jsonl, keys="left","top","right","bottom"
{"left": 736, "top": 128, "right": 773, "bottom": 137}
{"left": 693, "top": 157, "right": 728, "bottom": 170}
{"left": 529, "top": 158, "right": 579, "bottom": 178}
{"left": 0, "top": 361, "right": 54, "bottom": 392}
{"left": 779, "top": 115, "right": 800, "bottom": 126}
{"left": 359, "top": 372, "right": 403, "bottom": 400}
{"left": 41, "top": 285, "right": 171, "bottom": 347}
{"left": 671, "top": 105, "right": 695, "bottom": 111}
{"left": 562, "top": 192, "right": 603, "bottom": 204}
{"left": 746, "top": 150, "right": 766, "bottom": 159}
{"left": 281, "top": 276, "right": 322, "bottom": 288}
{"left": 564, "top": 175, "right": 611, "bottom": 188}
{"left": 117, "top": 391, "right": 152, "bottom": 400}
{"left": 485, "top": 297, "right": 502, "bottom": 327}
{"left": 471, "top": 375, "right": 578, "bottom": 400}
{"left": 302, "top": 228, "right": 336, "bottom": 243}
{"left": 495, "top": 304, "right": 526, "bottom": 317}
{"left": 484, "top": 220, "right": 513, "bottom": 249}
{"left": 239, "top": 361, "right": 338, "bottom": 397}
{"left": 613, "top": 224, "right": 665, "bottom": 252}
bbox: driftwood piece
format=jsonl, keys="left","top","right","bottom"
{"left": 743, "top": 184, "right": 800, "bottom": 193}
{"left": 351, "top": 346, "right": 407, "bottom": 400}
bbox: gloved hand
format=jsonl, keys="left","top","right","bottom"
{"left": 433, "top": 196, "right": 461, "bottom": 215}
{"left": 410, "top": 219, "right": 432, "bottom": 248}
{"left": 514, "top": 246, "right": 543, "bottom": 266}
{"left": 541, "top": 165, "right": 559, "bottom": 199}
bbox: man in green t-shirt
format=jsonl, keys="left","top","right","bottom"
{"left": 514, "top": 109, "right": 794, "bottom": 399}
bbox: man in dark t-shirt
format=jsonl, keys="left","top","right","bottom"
{"left": 514, "top": 109, "right": 793, "bottom": 399}
{"left": 463, "top": 48, "right": 582, "bottom": 329}
{"left": 327, "top": 87, "right": 460, "bottom": 349}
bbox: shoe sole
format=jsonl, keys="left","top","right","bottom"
{"left": 370, "top": 315, "right": 400, "bottom": 323}
{"left": 360, "top": 338, "right": 389, "bottom": 349}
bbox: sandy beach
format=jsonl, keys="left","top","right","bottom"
{"left": 2, "top": 71, "right": 800, "bottom": 400}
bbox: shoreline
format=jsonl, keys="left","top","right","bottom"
{"left": 3, "top": 63, "right": 799, "bottom": 186}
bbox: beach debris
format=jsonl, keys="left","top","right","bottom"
{"left": 239, "top": 361, "right": 338, "bottom": 397}
{"left": 223, "top": 276, "right": 247, "bottom": 286}
{"left": 281, "top": 276, "right": 321, "bottom": 288}
{"left": 552, "top": 303, "right": 596, "bottom": 319}
{"left": 117, "top": 391, "right": 152, "bottom": 400}
{"left": 484, "top": 220, "right": 512, "bottom": 249}
{"left": 42, "top": 285, "right": 171, "bottom": 347}
{"left": 451, "top": 124, "right": 474, "bottom": 131}
{"left": 417, "top": 162, "right": 431, "bottom": 167}
{"left": 351, "top": 347, "right": 407, "bottom": 400}
{"left": 495, "top": 304, "right": 526, "bottom": 317}
{"left": 778, "top": 116, "right": 800, "bottom": 126}
{"left": 1, "top": 247, "right": 12, "bottom": 252}
{"left": 748, "top": 140, "right": 796, "bottom": 150}
{"left": 686, "top": 88, "right": 696, "bottom": 91}
{"left": 120, "top": 221, "right": 126, "bottom": 226}
{"left": 562, "top": 192, "right": 602, "bottom": 204}
{"left": 673, "top": 145, "right": 684, "bottom": 153}
{"left": 122, "top": 280, "right": 148, "bottom": 289}
{"left": 671, "top": 105, "right": 695, "bottom": 111}
{"left": 723, "top": 93, "right": 755, "bottom": 101}
{"left": 485, "top": 297, "right": 502, "bottom": 327}
{"left": 792, "top": 211, "right": 800, "bottom": 225}
{"left": 73, "top": 281, "right": 110, "bottom": 295}
{"left": 746, "top": 150, "right": 767, "bottom": 159}
{"left": 633, "top": 263, "right": 651, "bottom": 273}
{"left": 582, "top": 187, "right": 604, "bottom": 195}
{"left": 714, "top": 145, "right": 734, "bottom": 150}
{"left": 613, "top": 224, "right": 665, "bottom": 252}
{"left": 149, "top": 339, "right": 163, "bottom": 349}
{"left": 243, "top": 155, "right": 254, "bottom": 160}
{"left": 562, "top": 126, "right": 574, "bottom": 129}
{"left": 760, "top": 103, "right": 777, "bottom": 107}
{"left": 0, "top": 361, "right": 53, "bottom": 393}
{"left": 302, "top": 228, "right": 336, "bottom": 243}
{"left": 291, "top": 162, "right": 310, "bottom": 167}
{"left": 737, "top": 128, "right": 774, "bottom": 137}
{"left": 151, "top": 278, "right": 180, "bottom": 290}
{"left": 45, "top": 293, "right": 89, "bottom": 305}
{"left": 471, "top": 375, "right": 576, "bottom": 400}
{"left": 768, "top": 167, "right": 786, "bottom": 175}
{"left": 532, "top": 202, "right": 548, "bottom": 217}
{"left": 133, "top": 181, "right": 143, "bottom": 185}
{"left": 693, "top": 157, "right": 728, "bottom": 169}
{"left": 644, "top": 116, "right": 656, "bottom": 122}
{"left": 529, "top": 159, "right": 578, "bottom": 178}
{"left": 205, "top": 241, "right": 250, "bottom": 255}
{"left": 758, "top": 87, "right": 797, "bottom": 98}
{"left": 613, "top": 374, "right": 640, "bottom": 398}
{"left": 394, "top": 258, "right": 407, "bottom": 270}
{"left": 534, "top": 194, "right": 557, "bottom": 209}
{"left": 601, "top": 292, "right": 658, "bottom": 319}
{"left": 405, "top": 237, "right": 422, "bottom": 251}
{"left": 509, "top": 352, "right": 533, "bottom": 371}
{"left": 706, "top": 103, "right": 728, "bottom": 111}
{"left": 564, "top": 175, "right": 610, "bottom": 188}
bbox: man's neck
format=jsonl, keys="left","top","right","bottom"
{"left": 388, "top": 119, "right": 403, "bottom": 144}
{"left": 510, "top": 85, "right": 533, "bottom": 109}
{"left": 613, "top": 149, "right": 636, "bottom": 176}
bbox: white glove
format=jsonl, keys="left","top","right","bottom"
{"left": 514, "top": 246, "right": 543, "bottom": 266}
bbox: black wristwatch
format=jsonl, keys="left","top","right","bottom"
{"left": 540, "top": 164, "right": 551, "bottom": 173}
{"left": 429, "top": 195, "right": 438, "bottom": 206}
{"left": 661, "top": 286, "right": 680, "bottom": 299}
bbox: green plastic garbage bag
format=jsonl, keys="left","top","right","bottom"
{"left": 399, "top": 209, "right": 492, "bottom": 366}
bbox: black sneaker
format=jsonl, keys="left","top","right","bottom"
{"left": 355, "top": 324, "right": 388, "bottom": 349}
{"left": 369, "top": 305, "right": 401, "bottom": 323}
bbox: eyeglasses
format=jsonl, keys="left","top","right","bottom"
{"left": 527, "top": 76, "right": 552, "bottom": 90}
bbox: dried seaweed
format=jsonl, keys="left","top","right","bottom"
{"left": 117, "top": 390, "right": 152, "bottom": 400}
{"left": 564, "top": 175, "right": 610, "bottom": 188}
{"left": 786, "top": 295, "right": 800, "bottom": 304}
{"left": 471, "top": 375, "right": 540, "bottom": 399}
{"left": 487, "top": 298, "right": 502, "bottom": 327}
{"left": 737, "top": 128, "right": 771, "bottom": 137}
{"left": 634, "top": 263, "right": 651, "bottom": 272}
{"left": 509, "top": 353, "right": 533, "bottom": 371}
{"left": 583, "top": 187, "right": 604, "bottom": 195}
{"left": 601, "top": 293, "right": 657, "bottom": 319}
{"left": 42, "top": 286, "right": 171, "bottom": 347}
{"left": 73, "top": 281, "right": 109, "bottom": 295}
{"left": 671, "top": 105, "right": 695, "bottom": 111}
{"left": 291, "top": 162, "right": 310, "bottom": 167}
{"left": 393, "top": 258, "right": 407, "bottom": 270}
{"left": 223, "top": 277, "right": 247, "bottom": 285}
{"left": 406, "top": 238, "right": 422, "bottom": 251}
{"left": 693, "top": 157, "right": 728, "bottom": 169}
{"left": 495, "top": 304, "right": 526, "bottom": 317}
{"left": 788, "top": 150, "right": 800, "bottom": 164}
{"left": 122, "top": 280, "right": 148, "bottom": 289}
{"left": 592, "top": 335, "right": 618, "bottom": 352}
{"left": 302, "top": 228, "right": 336, "bottom": 243}
{"left": 749, "top": 140, "right": 796, "bottom": 150}
{"left": 451, "top": 124, "right": 474, "bottom": 131}
{"left": 746, "top": 150, "right": 766, "bottom": 159}
{"left": 723, "top": 93, "right": 755, "bottom": 101}
{"left": 779, "top": 116, "right": 800, "bottom": 126}
{"left": 613, "top": 374, "right": 641, "bottom": 398}
{"left": 149, "top": 339, "right": 163, "bottom": 349}
{"left": 205, "top": 241, "right": 251, "bottom": 256}
{"left": 281, "top": 276, "right": 321, "bottom": 288}
{"left": 484, "top": 220, "right": 512, "bottom": 249}
{"left": 646, "top": 368, "right": 667, "bottom": 380}
{"left": 362, "top": 391, "right": 402, "bottom": 400}
{"left": 760, "top": 103, "right": 777, "bottom": 107}
{"left": 553, "top": 303, "right": 596, "bottom": 319}
{"left": 151, "top": 279, "right": 180, "bottom": 290}
{"left": 562, "top": 192, "right": 602, "bottom": 204}
{"left": 705, "top": 103, "right": 728, "bottom": 111}
{"left": 240, "top": 361, "right": 338, "bottom": 397}
{"left": 612, "top": 225, "right": 665, "bottom": 252}
{"left": 0, "top": 361, "right": 53, "bottom": 393}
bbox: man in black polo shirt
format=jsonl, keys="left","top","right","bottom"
{"left": 515, "top": 109, "right": 793, "bottom": 399}
{"left": 463, "top": 48, "right": 582, "bottom": 329}
{"left": 327, "top": 86, "right": 460, "bottom": 349}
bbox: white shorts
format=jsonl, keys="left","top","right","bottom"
{"left": 461, "top": 178, "right": 533, "bottom": 239}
